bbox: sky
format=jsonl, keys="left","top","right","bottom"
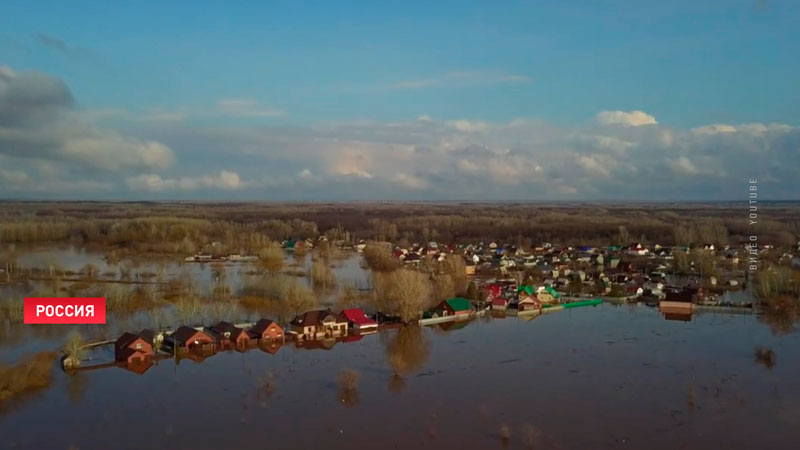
{"left": 0, "top": 0, "right": 799, "bottom": 201}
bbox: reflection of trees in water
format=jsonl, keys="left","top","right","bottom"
{"left": 337, "top": 369, "right": 360, "bottom": 407}
{"left": 382, "top": 325, "right": 430, "bottom": 392}
{"left": 66, "top": 371, "right": 88, "bottom": 405}
{"left": 754, "top": 346, "right": 777, "bottom": 369}
{"left": 758, "top": 295, "right": 799, "bottom": 335}
{"left": 0, "top": 351, "right": 58, "bottom": 416}
{"left": 255, "top": 370, "right": 277, "bottom": 408}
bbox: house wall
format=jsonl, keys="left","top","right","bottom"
{"left": 260, "top": 324, "right": 284, "bottom": 340}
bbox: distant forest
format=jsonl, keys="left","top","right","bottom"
{"left": 0, "top": 202, "right": 798, "bottom": 254}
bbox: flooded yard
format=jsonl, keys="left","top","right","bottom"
{"left": 1, "top": 303, "right": 798, "bottom": 450}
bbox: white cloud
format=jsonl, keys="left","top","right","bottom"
{"left": 596, "top": 110, "right": 658, "bottom": 127}
{"left": 126, "top": 170, "right": 246, "bottom": 192}
{"left": 446, "top": 120, "right": 491, "bottom": 133}
{"left": 668, "top": 156, "right": 698, "bottom": 175}
{"left": 578, "top": 155, "right": 611, "bottom": 177}
{"left": 393, "top": 172, "right": 430, "bottom": 190}
{"left": 0, "top": 65, "right": 175, "bottom": 171}
{"left": 0, "top": 168, "right": 29, "bottom": 184}
{"left": 691, "top": 124, "right": 737, "bottom": 135}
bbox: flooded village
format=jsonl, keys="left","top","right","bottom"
{"left": 1, "top": 202, "right": 800, "bottom": 449}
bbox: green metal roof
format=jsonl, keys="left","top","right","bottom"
{"left": 545, "top": 286, "right": 561, "bottom": 298}
{"left": 445, "top": 297, "right": 473, "bottom": 312}
{"left": 517, "top": 285, "right": 535, "bottom": 296}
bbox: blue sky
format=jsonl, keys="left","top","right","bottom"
{"left": 0, "top": 0, "right": 799, "bottom": 200}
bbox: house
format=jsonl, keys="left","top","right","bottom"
{"left": 249, "top": 319, "right": 284, "bottom": 341}
{"left": 537, "top": 286, "right": 561, "bottom": 304}
{"left": 517, "top": 285, "right": 536, "bottom": 297}
{"left": 340, "top": 308, "right": 378, "bottom": 332}
{"left": 169, "top": 326, "right": 215, "bottom": 351}
{"left": 487, "top": 284, "right": 504, "bottom": 300}
{"left": 517, "top": 295, "right": 542, "bottom": 312}
{"left": 491, "top": 297, "right": 509, "bottom": 311}
{"left": 290, "top": 309, "right": 348, "bottom": 340}
{"left": 115, "top": 331, "right": 154, "bottom": 363}
{"left": 430, "top": 298, "right": 474, "bottom": 318}
{"left": 208, "top": 321, "right": 251, "bottom": 348}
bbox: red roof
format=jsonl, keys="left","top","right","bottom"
{"left": 491, "top": 297, "right": 508, "bottom": 306}
{"left": 340, "top": 308, "right": 377, "bottom": 327}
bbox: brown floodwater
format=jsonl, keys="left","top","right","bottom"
{"left": 1, "top": 304, "right": 798, "bottom": 450}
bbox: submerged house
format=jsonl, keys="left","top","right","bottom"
{"left": 115, "top": 331, "right": 154, "bottom": 364}
{"left": 208, "top": 321, "right": 251, "bottom": 349}
{"left": 537, "top": 286, "right": 561, "bottom": 304}
{"left": 491, "top": 297, "right": 509, "bottom": 311}
{"left": 249, "top": 319, "right": 284, "bottom": 342}
{"left": 290, "top": 309, "right": 348, "bottom": 340}
{"left": 430, "top": 298, "right": 474, "bottom": 318}
{"left": 339, "top": 308, "right": 378, "bottom": 332}
{"left": 517, "top": 295, "right": 542, "bottom": 312}
{"left": 169, "top": 326, "right": 215, "bottom": 352}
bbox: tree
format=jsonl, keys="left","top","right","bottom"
{"left": 376, "top": 269, "right": 433, "bottom": 322}
{"left": 259, "top": 245, "right": 284, "bottom": 274}
{"left": 466, "top": 282, "right": 480, "bottom": 302}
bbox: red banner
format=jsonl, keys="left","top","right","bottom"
{"left": 23, "top": 298, "right": 106, "bottom": 324}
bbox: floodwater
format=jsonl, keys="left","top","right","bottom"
{"left": 1, "top": 247, "right": 798, "bottom": 449}
{"left": 1, "top": 304, "right": 799, "bottom": 450}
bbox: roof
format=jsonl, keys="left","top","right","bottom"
{"left": 491, "top": 297, "right": 509, "bottom": 305}
{"left": 517, "top": 285, "right": 535, "bottom": 296}
{"left": 444, "top": 297, "right": 473, "bottom": 312}
{"left": 290, "top": 309, "right": 345, "bottom": 327}
{"left": 545, "top": 286, "right": 561, "bottom": 298}
{"left": 518, "top": 295, "right": 541, "bottom": 304}
{"left": 138, "top": 329, "right": 155, "bottom": 345}
{"left": 250, "top": 318, "right": 280, "bottom": 335}
{"left": 115, "top": 332, "right": 141, "bottom": 351}
{"left": 340, "top": 308, "right": 377, "bottom": 326}
{"left": 172, "top": 326, "right": 212, "bottom": 344}
{"left": 210, "top": 321, "right": 246, "bottom": 337}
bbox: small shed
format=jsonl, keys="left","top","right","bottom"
{"left": 491, "top": 297, "right": 509, "bottom": 311}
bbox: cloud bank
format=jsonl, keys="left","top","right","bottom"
{"left": 0, "top": 65, "right": 797, "bottom": 200}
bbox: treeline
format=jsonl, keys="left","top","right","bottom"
{"left": 1, "top": 202, "right": 798, "bottom": 251}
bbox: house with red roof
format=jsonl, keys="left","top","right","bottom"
{"left": 491, "top": 297, "right": 509, "bottom": 311}
{"left": 339, "top": 308, "right": 378, "bottom": 332}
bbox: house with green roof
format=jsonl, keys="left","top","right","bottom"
{"left": 517, "top": 285, "right": 536, "bottom": 296}
{"left": 430, "top": 297, "right": 474, "bottom": 318}
{"left": 545, "top": 286, "right": 561, "bottom": 299}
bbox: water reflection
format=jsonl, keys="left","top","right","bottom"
{"left": 337, "top": 369, "right": 360, "bottom": 407}
{"left": 382, "top": 324, "right": 430, "bottom": 393}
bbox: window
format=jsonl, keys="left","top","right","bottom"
{"left": 135, "top": 343, "right": 143, "bottom": 349}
